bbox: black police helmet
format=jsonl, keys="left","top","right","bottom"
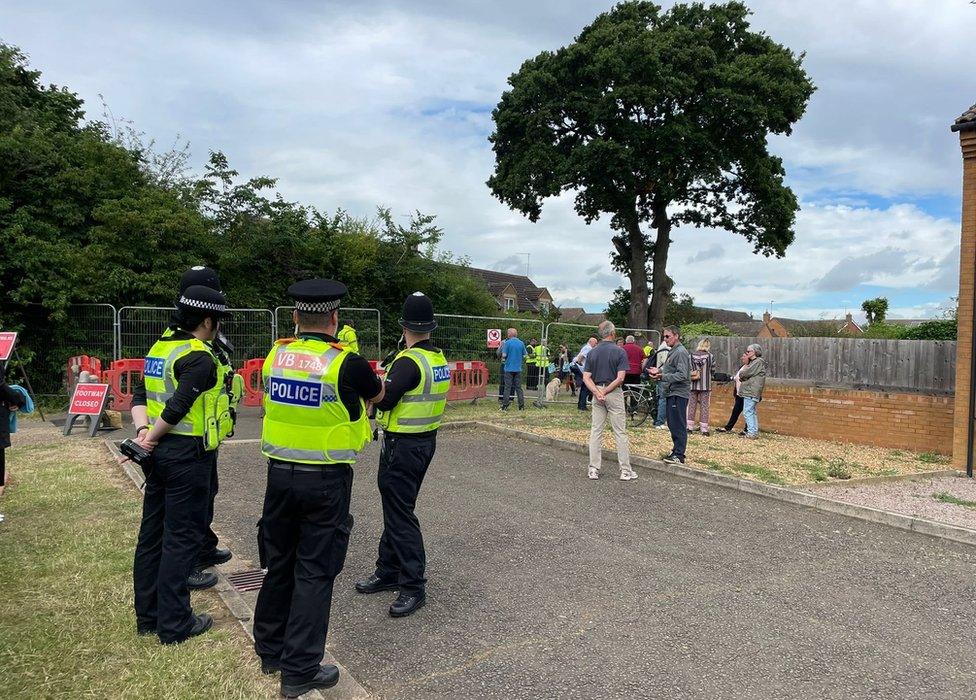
{"left": 399, "top": 292, "right": 437, "bottom": 333}
{"left": 179, "top": 266, "right": 222, "bottom": 293}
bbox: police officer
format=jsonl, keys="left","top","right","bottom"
{"left": 253, "top": 279, "right": 384, "bottom": 698}
{"left": 163, "top": 266, "right": 240, "bottom": 590}
{"left": 355, "top": 292, "right": 449, "bottom": 618}
{"left": 131, "top": 285, "right": 236, "bottom": 644}
{"left": 337, "top": 322, "right": 359, "bottom": 353}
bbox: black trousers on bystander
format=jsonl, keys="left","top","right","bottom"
{"left": 724, "top": 394, "right": 744, "bottom": 431}
{"left": 666, "top": 395, "right": 689, "bottom": 460}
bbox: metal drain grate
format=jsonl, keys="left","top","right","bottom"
{"left": 226, "top": 569, "right": 266, "bottom": 592}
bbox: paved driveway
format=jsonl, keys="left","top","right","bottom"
{"left": 213, "top": 428, "right": 976, "bottom": 700}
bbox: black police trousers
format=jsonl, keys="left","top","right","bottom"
{"left": 374, "top": 432, "right": 436, "bottom": 596}
{"left": 197, "top": 454, "right": 220, "bottom": 565}
{"left": 253, "top": 463, "right": 353, "bottom": 684}
{"left": 133, "top": 436, "right": 213, "bottom": 643}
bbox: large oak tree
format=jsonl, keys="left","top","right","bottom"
{"left": 487, "top": 1, "right": 814, "bottom": 329}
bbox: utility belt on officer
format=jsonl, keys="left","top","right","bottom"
{"left": 269, "top": 460, "right": 352, "bottom": 474}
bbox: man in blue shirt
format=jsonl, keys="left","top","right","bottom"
{"left": 500, "top": 328, "right": 526, "bottom": 410}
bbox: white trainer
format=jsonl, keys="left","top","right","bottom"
{"left": 620, "top": 470, "right": 639, "bottom": 481}
{"left": 588, "top": 467, "right": 599, "bottom": 480}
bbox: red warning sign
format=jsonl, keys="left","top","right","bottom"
{"left": 69, "top": 383, "right": 110, "bottom": 415}
{"left": 0, "top": 332, "right": 17, "bottom": 361}
{"left": 487, "top": 329, "right": 502, "bottom": 349}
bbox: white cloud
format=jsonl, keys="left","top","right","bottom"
{"left": 1, "top": 0, "right": 970, "bottom": 318}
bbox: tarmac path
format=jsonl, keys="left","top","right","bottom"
{"left": 213, "top": 427, "right": 976, "bottom": 700}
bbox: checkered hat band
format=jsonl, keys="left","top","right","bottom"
{"left": 295, "top": 299, "right": 340, "bottom": 313}
{"left": 178, "top": 296, "right": 226, "bottom": 312}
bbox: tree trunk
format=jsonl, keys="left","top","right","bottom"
{"left": 623, "top": 214, "right": 649, "bottom": 330}
{"left": 648, "top": 199, "right": 673, "bottom": 332}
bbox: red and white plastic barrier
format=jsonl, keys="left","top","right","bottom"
{"left": 446, "top": 360, "right": 488, "bottom": 402}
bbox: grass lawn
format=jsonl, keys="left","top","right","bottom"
{"left": 442, "top": 399, "right": 952, "bottom": 486}
{"left": 0, "top": 422, "right": 278, "bottom": 699}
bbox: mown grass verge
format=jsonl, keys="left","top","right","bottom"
{"left": 0, "top": 426, "right": 277, "bottom": 699}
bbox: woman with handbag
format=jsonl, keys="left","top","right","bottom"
{"left": 686, "top": 339, "right": 714, "bottom": 435}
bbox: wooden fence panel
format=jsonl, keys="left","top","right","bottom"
{"left": 686, "top": 335, "right": 957, "bottom": 394}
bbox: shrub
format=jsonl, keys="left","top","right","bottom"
{"left": 862, "top": 322, "right": 906, "bottom": 339}
{"left": 681, "top": 320, "right": 733, "bottom": 339}
{"left": 900, "top": 320, "right": 957, "bottom": 341}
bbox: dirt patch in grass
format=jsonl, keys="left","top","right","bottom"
{"left": 444, "top": 400, "right": 954, "bottom": 486}
{"left": 0, "top": 422, "right": 277, "bottom": 699}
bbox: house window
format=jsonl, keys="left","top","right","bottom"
{"left": 505, "top": 297, "right": 516, "bottom": 310}
{"left": 540, "top": 302, "right": 550, "bottom": 313}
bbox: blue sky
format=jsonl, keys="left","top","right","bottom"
{"left": 2, "top": 0, "right": 973, "bottom": 321}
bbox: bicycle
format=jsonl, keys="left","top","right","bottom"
{"left": 622, "top": 380, "right": 658, "bottom": 427}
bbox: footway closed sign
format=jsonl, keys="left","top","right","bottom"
{"left": 69, "top": 383, "right": 110, "bottom": 415}
{"left": 487, "top": 329, "right": 501, "bottom": 349}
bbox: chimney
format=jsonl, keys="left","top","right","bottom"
{"left": 845, "top": 312, "right": 853, "bottom": 323}
{"left": 951, "top": 100, "right": 976, "bottom": 476}
{"left": 762, "top": 311, "right": 771, "bottom": 324}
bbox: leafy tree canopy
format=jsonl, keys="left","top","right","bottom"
{"left": 488, "top": 1, "right": 814, "bottom": 330}
{"left": 680, "top": 320, "right": 733, "bottom": 339}
{"left": 861, "top": 297, "right": 889, "bottom": 325}
{"left": 0, "top": 43, "right": 495, "bottom": 389}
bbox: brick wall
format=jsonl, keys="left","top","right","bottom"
{"left": 952, "top": 129, "right": 976, "bottom": 470}
{"left": 705, "top": 381, "right": 955, "bottom": 456}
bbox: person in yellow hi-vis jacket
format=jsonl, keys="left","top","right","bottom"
{"left": 253, "top": 279, "right": 384, "bottom": 699}
{"left": 130, "top": 285, "right": 234, "bottom": 645}
{"left": 355, "top": 292, "right": 449, "bottom": 618}
{"left": 156, "top": 266, "right": 243, "bottom": 592}
{"left": 337, "top": 323, "right": 359, "bottom": 353}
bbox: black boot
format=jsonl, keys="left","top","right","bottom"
{"left": 389, "top": 592, "right": 426, "bottom": 617}
{"left": 161, "top": 613, "right": 213, "bottom": 645}
{"left": 355, "top": 573, "right": 398, "bottom": 594}
{"left": 197, "top": 547, "right": 232, "bottom": 569}
{"left": 187, "top": 571, "right": 218, "bottom": 590}
{"left": 281, "top": 665, "right": 340, "bottom": 698}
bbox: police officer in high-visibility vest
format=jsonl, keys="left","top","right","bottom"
{"left": 525, "top": 338, "right": 538, "bottom": 390}
{"left": 535, "top": 339, "right": 550, "bottom": 385}
{"left": 131, "top": 285, "right": 235, "bottom": 644}
{"left": 337, "top": 323, "right": 359, "bottom": 353}
{"left": 159, "top": 266, "right": 242, "bottom": 591}
{"left": 253, "top": 279, "right": 384, "bottom": 698}
{"left": 355, "top": 292, "right": 449, "bottom": 618}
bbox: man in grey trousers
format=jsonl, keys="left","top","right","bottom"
{"left": 648, "top": 325, "right": 691, "bottom": 464}
{"left": 582, "top": 321, "right": 638, "bottom": 481}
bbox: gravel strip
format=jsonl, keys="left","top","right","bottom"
{"left": 444, "top": 403, "right": 953, "bottom": 485}
{"left": 803, "top": 475, "right": 976, "bottom": 530}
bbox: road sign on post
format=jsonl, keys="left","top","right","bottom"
{"left": 64, "top": 383, "right": 110, "bottom": 437}
{"left": 0, "top": 332, "right": 16, "bottom": 362}
{"left": 487, "top": 329, "right": 501, "bottom": 349}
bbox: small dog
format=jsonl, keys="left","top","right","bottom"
{"left": 545, "top": 377, "right": 562, "bottom": 402}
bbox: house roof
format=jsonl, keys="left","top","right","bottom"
{"left": 467, "top": 267, "right": 552, "bottom": 313}
{"left": 558, "top": 307, "right": 586, "bottom": 322}
{"left": 574, "top": 312, "right": 607, "bottom": 326}
{"left": 954, "top": 102, "right": 976, "bottom": 127}
{"left": 884, "top": 318, "right": 930, "bottom": 327}
{"left": 696, "top": 306, "right": 755, "bottom": 323}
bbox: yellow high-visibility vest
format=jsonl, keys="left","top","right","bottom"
{"left": 260, "top": 337, "right": 370, "bottom": 464}
{"left": 337, "top": 325, "right": 359, "bottom": 354}
{"left": 144, "top": 337, "right": 233, "bottom": 451}
{"left": 376, "top": 346, "right": 450, "bottom": 434}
